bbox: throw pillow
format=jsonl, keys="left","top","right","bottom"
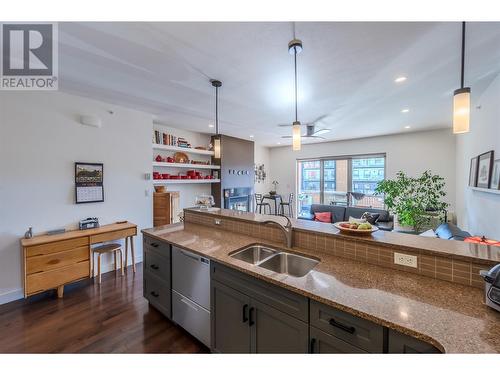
{"left": 314, "top": 212, "right": 332, "bottom": 223}
{"left": 419, "top": 229, "right": 437, "bottom": 238}
{"left": 361, "top": 212, "right": 380, "bottom": 225}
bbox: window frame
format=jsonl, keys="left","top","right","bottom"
{"left": 296, "top": 153, "right": 386, "bottom": 215}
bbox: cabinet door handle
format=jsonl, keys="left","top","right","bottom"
{"left": 248, "top": 307, "right": 255, "bottom": 326}
{"left": 242, "top": 304, "right": 249, "bottom": 323}
{"left": 150, "top": 264, "right": 159, "bottom": 270}
{"left": 150, "top": 291, "right": 159, "bottom": 298}
{"left": 150, "top": 243, "right": 159, "bottom": 248}
{"left": 329, "top": 318, "right": 356, "bottom": 334}
{"left": 310, "top": 338, "right": 316, "bottom": 353}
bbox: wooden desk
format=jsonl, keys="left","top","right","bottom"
{"left": 20, "top": 222, "right": 137, "bottom": 298}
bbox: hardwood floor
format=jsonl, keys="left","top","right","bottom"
{"left": 0, "top": 264, "right": 209, "bottom": 353}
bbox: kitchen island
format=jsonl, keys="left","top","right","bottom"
{"left": 141, "top": 208, "right": 500, "bottom": 353}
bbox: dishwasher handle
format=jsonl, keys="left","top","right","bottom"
{"left": 180, "top": 249, "right": 200, "bottom": 262}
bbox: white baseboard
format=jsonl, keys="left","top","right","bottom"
{"left": 0, "top": 258, "right": 143, "bottom": 306}
{"left": 0, "top": 288, "right": 24, "bottom": 305}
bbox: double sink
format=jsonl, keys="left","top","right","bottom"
{"left": 230, "top": 245, "right": 319, "bottom": 277}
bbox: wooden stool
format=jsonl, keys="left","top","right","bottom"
{"left": 92, "top": 243, "right": 124, "bottom": 284}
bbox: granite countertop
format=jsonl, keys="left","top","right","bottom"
{"left": 142, "top": 222, "right": 500, "bottom": 354}
{"left": 185, "top": 208, "right": 500, "bottom": 264}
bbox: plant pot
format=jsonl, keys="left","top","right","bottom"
{"left": 393, "top": 214, "right": 415, "bottom": 233}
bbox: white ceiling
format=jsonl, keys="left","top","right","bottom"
{"left": 58, "top": 22, "right": 500, "bottom": 146}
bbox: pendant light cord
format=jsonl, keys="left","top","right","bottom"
{"left": 294, "top": 47, "right": 298, "bottom": 123}
{"left": 215, "top": 86, "right": 219, "bottom": 135}
{"left": 460, "top": 21, "right": 466, "bottom": 88}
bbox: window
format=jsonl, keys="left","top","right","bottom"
{"left": 297, "top": 155, "right": 385, "bottom": 214}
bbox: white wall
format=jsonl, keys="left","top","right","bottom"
{"left": 456, "top": 74, "right": 500, "bottom": 238}
{"left": 0, "top": 91, "right": 153, "bottom": 304}
{"left": 268, "top": 129, "right": 457, "bottom": 211}
{"left": 254, "top": 144, "right": 272, "bottom": 195}
{"left": 152, "top": 123, "right": 213, "bottom": 210}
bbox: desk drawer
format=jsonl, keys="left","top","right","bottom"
{"left": 26, "top": 246, "right": 89, "bottom": 274}
{"left": 310, "top": 300, "right": 383, "bottom": 353}
{"left": 26, "top": 260, "right": 90, "bottom": 295}
{"left": 26, "top": 237, "right": 88, "bottom": 257}
{"left": 90, "top": 228, "right": 136, "bottom": 244}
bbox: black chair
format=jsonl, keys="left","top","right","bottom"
{"left": 279, "top": 193, "right": 294, "bottom": 217}
{"left": 254, "top": 193, "right": 271, "bottom": 214}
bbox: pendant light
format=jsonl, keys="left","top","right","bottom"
{"left": 211, "top": 79, "right": 222, "bottom": 158}
{"left": 453, "top": 22, "right": 471, "bottom": 134}
{"left": 289, "top": 37, "right": 303, "bottom": 151}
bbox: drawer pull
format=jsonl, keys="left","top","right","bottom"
{"left": 310, "top": 338, "right": 316, "bottom": 353}
{"left": 329, "top": 318, "right": 356, "bottom": 334}
{"left": 180, "top": 297, "right": 199, "bottom": 312}
{"left": 248, "top": 307, "right": 255, "bottom": 326}
{"left": 242, "top": 304, "right": 249, "bottom": 323}
{"left": 150, "top": 291, "right": 159, "bottom": 298}
{"left": 150, "top": 264, "right": 159, "bottom": 270}
{"left": 150, "top": 243, "right": 159, "bottom": 248}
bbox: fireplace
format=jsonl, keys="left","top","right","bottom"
{"left": 224, "top": 188, "right": 252, "bottom": 212}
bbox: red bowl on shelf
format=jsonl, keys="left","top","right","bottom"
{"left": 180, "top": 175, "right": 188, "bottom": 179}
{"left": 162, "top": 173, "right": 170, "bottom": 179}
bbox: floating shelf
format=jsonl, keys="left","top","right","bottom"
{"left": 470, "top": 187, "right": 500, "bottom": 195}
{"left": 152, "top": 144, "right": 214, "bottom": 156}
{"left": 153, "top": 179, "right": 221, "bottom": 185}
{"left": 152, "top": 162, "right": 220, "bottom": 170}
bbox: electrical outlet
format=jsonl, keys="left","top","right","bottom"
{"left": 394, "top": 252, "right": 418, "bottom": 268}
{"left": 214, "top": 219, "right": 221, "bottom": 225}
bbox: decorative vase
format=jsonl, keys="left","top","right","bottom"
{"left": 24, "top": 227, "right": 33, "bottom": 239}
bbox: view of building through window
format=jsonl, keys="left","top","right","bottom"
{"left": 297, "top": 155, "right": 386, "bottom": 215}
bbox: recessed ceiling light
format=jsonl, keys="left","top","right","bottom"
{"left": 401, "top": 108, "right": 410, "bottom": 113}
{"left": 404, "top": 125, "right": 411, "bottom": 129}
{"left": 395, "top": 76, "right": 407, "bottom": 83}
{"left": 249, "top": 135, "right": 254, "bottom": 138}
{"left": 208, "top": 124, "right": 214, "bottom": 128}
{"left": 277, "top": 142, "right": 281, "bottom": 145}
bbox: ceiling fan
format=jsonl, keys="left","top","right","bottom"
{"left": 278, "top": 115, "right": 331, "bottom": 140}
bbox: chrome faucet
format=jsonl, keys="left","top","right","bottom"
{"left": 262, "top": 216, "right": 293, "bottom": 248}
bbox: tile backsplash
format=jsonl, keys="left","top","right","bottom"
{"left": 184, "top": 210, "right": 489, "bottom": 289}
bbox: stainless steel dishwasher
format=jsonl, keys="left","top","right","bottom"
{"left": 171, "top": 246, "right": 211, "bottom": 347}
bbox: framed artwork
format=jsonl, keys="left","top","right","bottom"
{"left": 477, "top": 151, "right": 494, "bottom": 189}
{"left": 490, "top": 159, "right": 500, "bottom": 190}
{"left": 75, "top": 162, "right": 104, "bottom": 204}
{"left": 469, "top": 157, "right": 478, "bottom": 187}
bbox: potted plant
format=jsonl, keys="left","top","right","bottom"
{"left": 269, "top": 180, "right": 279, "bottom": 195}
{"left": 375, "top": 170, "right": 448, "bottom": 234}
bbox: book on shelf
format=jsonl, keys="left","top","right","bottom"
{"left": 153, "top": 130, "right": 192, "bottom": 148}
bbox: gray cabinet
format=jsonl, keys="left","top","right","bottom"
{"left": 143, "top": 236, "right": 171, "bottom": 319}
{"left": 252, "top": 299, "right": 309, "bottom": 353}
{"left": 310, "top": 300, "right": 384, "bottom": 353}
{"left": 310, "top": 327, "right": 367, "bottom": 353}
{"left": 211, "top": 280, "right": 251, "bottom": 353}
{"left": 211, "top": 262, "right": 309, "bottom": 353}
{"left": 388, "top": 330, "right": 441, "bottom": 353}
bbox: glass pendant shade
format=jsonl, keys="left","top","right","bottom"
{"left": 292, "top": 122, "right": 301, "bottom": 151}
{"left": 453, "top": 87, "right": 470, "bottom": 134}
{"left": 214, "top": 137, "right": 221, "bottom": 159}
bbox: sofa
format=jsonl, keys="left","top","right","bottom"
{"left": 298, "top": 203, "right": 394, "bottom": 231}
{"left": 434, "top": 223, "right": 471, "bottom": 241}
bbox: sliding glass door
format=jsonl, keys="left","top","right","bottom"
{"left": 297, "top": 154, "right": 385, "bottom": 215}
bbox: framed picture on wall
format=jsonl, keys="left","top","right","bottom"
{"left": 469, "top": 157, "right": 478, "bottom": 187}
{"left": 75, "top": 162, "right": 104, "bottom": 204}
{"left": 490, "top": 159, "right": 500, "bottom": 190}
{"left": 477, "top": 151, "right": 494, "bottom": 189}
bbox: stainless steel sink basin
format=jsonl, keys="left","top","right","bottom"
{"left": 230, "top": 245, "right": 278, "bottom": 264}
{"left": 258, "top": 252, "right": 319, "bottom": 277}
